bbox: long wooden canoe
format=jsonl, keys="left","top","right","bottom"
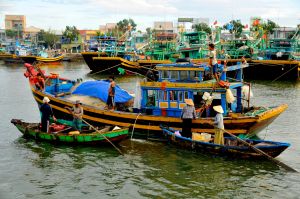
{"left": 11, "top": 119, "right": 128, "bottom": 145}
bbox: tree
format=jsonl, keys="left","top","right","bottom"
{"left": 5, "top": 29, "right": 18, "bottom": 38}
{"left": 63, "top": 26, "right": 79, "bottom": 43}
{"left": 262, "top": 19, "right": 278, "bottom": 35}
{"left": 44, "top": 29, "right": 58, "bottom": 48}
{"left": 223, "top": 20, "right": 244, "bottom": 38}
{"left": 192, "top": 23, "right": 212, "bottom": 34}
{"left": 116, "top": 18, "right": 137, "bottom": 34}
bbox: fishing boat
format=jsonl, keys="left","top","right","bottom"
{"left": 23, "top": 61, "right": 287, "bottom": 139}
{"left": 160, "top": 126, "right": 290, "bottom": 158}
{"left": 20, "top": 54, "right": 64, "bottom": 64}
{"left": 11, "top": 119, "right": 128, "bottom": 145}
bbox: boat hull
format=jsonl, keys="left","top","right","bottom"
{"left": 162, "top": 127, "right": 290, "bottom": 159}
{"left": 29, "top": 85, "right": 288, "bottom": 139}
{"left": 11, "top": 119, "right": 128, "bottom": 145}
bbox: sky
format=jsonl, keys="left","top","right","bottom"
{"left": 0, "top": 0, "right": 299, "bottom": 32}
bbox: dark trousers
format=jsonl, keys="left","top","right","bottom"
{"left": 182, "top": 119, "right": 192, "bottom": 138}
{"left": 41, "top": 118, "right": 49, "bottom": 132}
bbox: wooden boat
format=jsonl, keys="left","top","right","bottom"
{"left": 161, "top": 126, "right": 290, "bottom": 158}
{"left": 23, "top": 61, "right": 288, "bottom": 139}
{"left": 36, "top": 54, "right": 64, "bottom": 63}
{"left": 20, "top": 54, "right": 64, "bottom": 64}
{"left": 0, "top": 53, "right": 16, "bottom": 60}
{"left": 11, "top": 119, "right": 128, "bottom": 145}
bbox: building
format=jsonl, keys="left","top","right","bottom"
{"left": 99, "top": 23, "right": 117, "bottom": 33}
{"left": 153, "top": 21, "right": 174, "bottom": 33}
{"left": 78, "top": 30, "right": 98, "bottom": 42}
{"left": 177, "top": 18, "right": 210, "bottom": 33}
{"left": 5, "top": 15, "right": 26, "bottom": 31}
{"left": 269, "top": 27, "right": 297, "bottom": 39}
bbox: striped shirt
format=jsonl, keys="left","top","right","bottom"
{"left": 181, "top": 105, "right": 196, "bottom": 119}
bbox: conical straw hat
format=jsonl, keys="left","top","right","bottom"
{"left": 213, "top": 105, "right": 224, "bottom": 113}
{"left": 184, "top": 99, "right": 194, "bottom": 106}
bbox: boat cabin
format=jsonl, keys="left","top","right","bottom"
{"left": 140, "top": 62, "right": 248, "bottom": 118}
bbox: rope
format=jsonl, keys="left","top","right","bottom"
{"left": 131, "top": 113, "right": 141, "bottom": 139}
{"left": 271, "top": 64, "right": 299, "bottom": 82}
{"left": 91, "top": 63, "right": 122, "bottom": 75}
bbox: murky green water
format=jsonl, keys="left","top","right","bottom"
{"left": 0, "top": 61, "right": 299, "bottom": 198}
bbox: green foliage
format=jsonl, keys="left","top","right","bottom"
{"left": 39, "top": 29, "right": 58, "bottom": 48}
{"left": 223, "top": 20, "right": 244, "bottom": 38}
{"left": 116, "top": 18, "right": 137, "bottom": 33}
{"left": 63, "top": 26, "right": 79, "bottom": 43}
{"left": 192, "top": 23, "right": 212, "bottom": 34}
{"left": 262, "top": 19, "right": 278, "bottom": 34}
{"left": 5, "top": 29, "right": 18, "bottom": 38}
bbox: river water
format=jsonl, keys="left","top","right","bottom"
{"left": 0, "top": 61, "right": 299, "bottom": 199}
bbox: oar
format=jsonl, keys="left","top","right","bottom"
{"left": 82, "top": 119, "right": 124, "bottom": 156}
{"left": 220, "top": 128, "right": 298, "bottom": 172}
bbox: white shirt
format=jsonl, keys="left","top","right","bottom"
{"left": 209, "top": 50, "right": 217, "bottom": 65}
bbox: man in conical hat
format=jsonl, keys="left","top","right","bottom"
{"left": 213, "top": 105, "right": 224, "bottom": 145}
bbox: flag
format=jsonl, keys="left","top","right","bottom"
{"left": 213, "top": 20, "right": 218, "bottom": 25}
{"left": 244, "top": 24, "right": 248, "bottom": 29}
{"left": 226, "top": 23, "right": 234, "bottom": 30}
{"left": 253, "top": 19, "right": 260, "bottom": 26}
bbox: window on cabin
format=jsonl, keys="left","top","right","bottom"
{"left": 180, "top": 71, "right": 189, "bottom": 80}
{"left": 169, "top": 90, "right": 178, "bottom": 101}
{"left": 162, "top": 70, "right": 169, "bottom": 79}
{"left": 184, "top": 91, "right": 189, "bottom": 99}
{"left": 178, "top": 91, "right": 183, "bottom": 102}
{"left": 170, "top": 71, "right": 178, "bottom": 79}
{"left": 190, "top": 71, "right": 199, "bottom": 81}
{"left": 146, "top": 90, "right": 155, "bottom": 106}
{"left": 158, "top": 90, "right": 168, "bottom": 101}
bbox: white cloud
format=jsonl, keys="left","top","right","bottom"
{"left": 0, "top": 0, "right": 299, "bottom": 30}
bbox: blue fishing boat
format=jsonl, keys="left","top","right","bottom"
{"left": 160, "top": 126, "right": 290, "bottom": 159}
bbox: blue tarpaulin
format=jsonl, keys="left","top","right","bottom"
{"left": 72, "top": 80, "right": 133, "bottom": 103}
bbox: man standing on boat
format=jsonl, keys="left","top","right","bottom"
{"left": 181, "top": 99, "right": 197, "bottom": 138}
{"left": 71, "top": 100, "right": 83, "bottom": 131}
{"left": 208, "top": 43, "right": 219, "bottom": 82}
{"left": 213, "top": 105, "right": 224, "bottom": 145}
{"left": 106, "top": 76, "right": 116, "bottom": 110}
{"left": 40, "top": 97, "right": 56, "bottom": 132}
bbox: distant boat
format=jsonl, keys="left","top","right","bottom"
{"left": 161, "top": 126, "right": 290, "bottom": 159}
{"left": 11, "top": 119, "right": 128, "bottom": 145}
{"left": 20, "top": 54, "right": 64, "bottom": 64}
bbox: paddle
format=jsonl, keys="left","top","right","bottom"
{"left": 82, "top": 119, "right": 124, "bottom": 156}
{"left": 64, "top": 107, "right": 124, "bottom": 155}
{"left": 220, "top": 128, "right": 298, "bottom": 172}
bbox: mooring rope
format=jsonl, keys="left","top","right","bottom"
{"left": 131, "top": 112, "right": 142, "bottom": 139}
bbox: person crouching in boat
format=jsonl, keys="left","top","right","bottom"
{"left": 70, "top": 100, "right": 83, "bottom": 131}
{"left": 35, "top": 73, "right": 45, "bottom": 92}
{"left": 181, "top": 99, "right": 196, "bottom": 138}
{"left": 208, "top": 43, "right": 219, "bottom": 82}
{"left": 40, "top": 97, "right": 56, "bottom": 132}
{"left": 213, "top": 105, "right": 224, "bottom": 145}
{"left": 106, "top": 76, "right": 116, "bottom": 111}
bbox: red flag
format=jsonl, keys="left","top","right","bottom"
{"left": 244, "top": 24, "right": 248, "bottom": 29}
{"left": 253, "top": 19, "right": 259, "bottom": 26}
{"left": 213, "top": 20, "right": 218, "bottom": 25}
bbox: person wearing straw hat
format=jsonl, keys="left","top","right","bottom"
{"left": 40, "top": 97, "right": 56, "bottom": 132}
{"left": 181, "top": 99, "right": 196, "bottom": 138}
{"left": 70, "top": 100, "right": 84, "bottom": 131}
{"left": 213, "top": 105, "right": 224, "bottom": 145}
